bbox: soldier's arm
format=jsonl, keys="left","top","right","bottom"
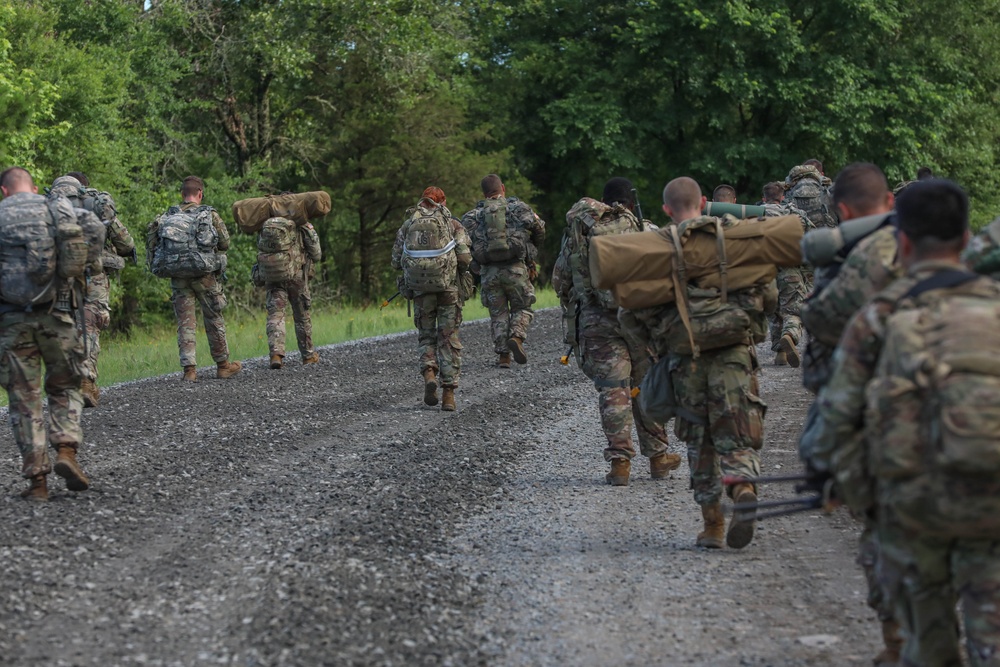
{"left": 551, "top": 232, "right": 574, "bottom": 309}
{"left": 145, "top": 219, "right": 160, "bottom": 269}
{"left": 390, "top": 223, "right": 406, "bottom": 271}
{"left": 108, "top": 217, "right": 136, "bottom": 256}
{"left": 526, "top": 206, "right": 546, "bottom": 248}
{"left": 452, "top": 220, "right": 472, "bottom": 272}
{"left": 301, "top": 222, "right": 322, "bottom": 262}
{"left": 212, "top": 210, "right": 231, "bottom": 251}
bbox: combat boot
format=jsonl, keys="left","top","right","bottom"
{"left": 302, "top": 352, "right": 320, "bottom": 365}
{"left": 497, "top": 352, "right": 512, "bottom": 369}
{"left": 54, "top": 445, "right": 90, "bottom": 492}
{"left": 423, "top": 368, "right": 439, "bottom": 407}
{"left": 20, "top": 474, "right": 48, "bottom": 502}
{"left": 606, "top": 458, "right": 630, "bottom": 486}
{"left": 650, "top": 452, "right": 682, "bottom": 479}
{"left": 81, "top": 379, "right": 100, "bottom": 408}
{"left": 773, "top": 350, "right": 788, "bottom": 366}
{"left": 183, "top": 365, "right": 197, "bottom": 382}
{"left": 779, "top": 334, "right": 800, "bottom": 368}
{"left": 217, "top": 360, "right": 242, "bottom": 379}
{"left": 696, "top": 503, "right": 725, "bottom": 549}
{"left": 507, "top": 336, "right": 528, "bottom": 364}
{"left": 727, "top": 483, "right": 758, "bottom": 549}
{"left": 873, "top": 619, "right": 902, "bottom": 666}
{"left": 270, "top": 355, "right": 284, "bottom": 369}
{"left": 441, "top": 386, "right": 456, "bottom": 412}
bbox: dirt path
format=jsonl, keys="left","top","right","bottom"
{"left": 0, "top": 310, "right": 878, "bottom": 666}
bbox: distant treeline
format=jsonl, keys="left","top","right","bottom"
{"left": 2, "top": 0, "right": 997, "bottom": 330}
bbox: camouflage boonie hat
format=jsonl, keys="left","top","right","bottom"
{"left": 49, "top": 175, "right": 83, "bottom": 198}
{"left": 785, "top": 164, "right": 823, "bottom": 186}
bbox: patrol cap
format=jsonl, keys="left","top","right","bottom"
{"left": 895, "top": 179, "right": 967, "bottom": 241}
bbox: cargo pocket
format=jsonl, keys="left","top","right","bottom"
{"left": 940, "top": 404, "right": 1000, "bottom": 475}
{"left": 744, "top": 391, "right": 767, "bottom": 450}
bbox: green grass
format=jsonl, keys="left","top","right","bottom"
{"left": 91, "top": 287, "right": 560, "bottom": 390}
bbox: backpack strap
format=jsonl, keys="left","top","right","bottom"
{"left": 902, "top": 270, "right": 979, "bottom": 300}
{"left": 713, "top": 218, "right": 728, "bottom": 303}
{"left": 669, "top": 224, "right": 700, "bottom": 358}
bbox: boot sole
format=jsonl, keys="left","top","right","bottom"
{"left": 696, "top": 535, "right": 724, "bottom": 549}
{"left": 650, "top": 455, "right": 682, "bottom": 479}
{"left": 727, "top": 490, "right": 757, "bottom": 549}
{"left": 54, "top": 461, "right": 90, "bottom": 492}
{"left": 507, "top": 339, "right": 527, "bottom": 365}
{"left": 424, "top": 381, "right": 439, "bottom": 407}
{"left": 779, "top": 336, "right": 800, "bottom": 368}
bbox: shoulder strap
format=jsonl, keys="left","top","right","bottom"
{"left": 902, "top": 270, "right": 979, "bottom": 300}
{"left": 669, "top": 225, "right": 699, "bottom": 358}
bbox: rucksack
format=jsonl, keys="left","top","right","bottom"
{"left": 0, "top": 194, "right": 89, "bottom": 307}
{"left": 787, "top": 177, "right": 837, "bottom": 229}
{"left": 150, "top": 205, "right": 225, "bottom": 279}
{"left": 567, "top": 198, "right": 640, "bottom": 310}
{"left": 866, "top": 271, "right": 1000, "bottom": 539}
{"left": 401, "top": 203, "right": 457, "bottom": 294}
{"left": 257, "top": 217, "right": 303, "bottom": 284}
{"left": 470, "top": 198, "right": 526, "bottom": 265}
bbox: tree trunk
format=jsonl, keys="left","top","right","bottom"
{"left": 358, "top": 207, "right": 373, "bottom": 301}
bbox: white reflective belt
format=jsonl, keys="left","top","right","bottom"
{"left": 403, "top": 239, "right": 456, "bottom": 258}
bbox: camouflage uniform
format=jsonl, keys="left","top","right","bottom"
{"left": 962, "top": 216, "right": 1000, "bottom": 278}
{"left": 784, "top": 165, "right": 838, "bottom": 229}
{"left": 0, "top": 193, "right": 88, "bottom": 479}
{"left": 147, "top": 201, "right": 231, "bottom": 367}
{"left": 814, "top": 261, "right": 1000, "bottom": 666}
{"left": 552, "top": 202, "right": 669, "bottom": 461}
{"left": 393, "top": 205, "right": 472, "bottom": 387}
{"left": 462, "top": 197, "right": 545, "bottom": 355}
{"left": 265, "top": 223, "right": 322, "bottom": 359}
{"left": 763, "top": 202, "right": 813, "bottom": 351}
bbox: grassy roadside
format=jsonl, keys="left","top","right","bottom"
{"left": 2, "top": 288, "right": 558, "bottom": 407}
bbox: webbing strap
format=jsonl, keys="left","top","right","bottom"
{"left": 902, "top": 270, "right": 979, "bottom": 300}
{"left": 714, "top": 218, "right": 729, "bottom": 303}
{"left": 403, "top": 239, "right": 457, "bottom": 258}
{"left": 669, "top": 225, "right": 699, "bottom": 358}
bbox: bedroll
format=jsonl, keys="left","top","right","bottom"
{"left": 233, "top": 191, "right": 332, "bottom": 233}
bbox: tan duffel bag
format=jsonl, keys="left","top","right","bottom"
{"left": 232, "top": 191, "right": 332, "bottom": 233}
{"left": 590, "top": 215, "right": 803, "bottom": 309}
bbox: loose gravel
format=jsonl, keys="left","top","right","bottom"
{"left": 0, "top": 310, "right": 879, "bottom": 666}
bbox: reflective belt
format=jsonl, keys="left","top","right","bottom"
{"left": 403, "top": 239, "right": 456, "bottom": 258}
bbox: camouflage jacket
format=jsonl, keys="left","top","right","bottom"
{"left": 810, "top": 260, "right": 1000, "bottom": 515}
{"left": 800, "top": 225, "right": 901, "bottom": 348}
{"left": 47, "top": 178, "right": 135, "bottom": 274}
{"left": 962, "top": 216, "right": 1000, "bottom": 278}
{"left": 146, "top": 201, "right": 230, "bottom": 270}
{"left": 391, "top": 202, "right": 471, "bottom": 291}
{"left": 461, "top": 196, "right": 545, "bottom": 267}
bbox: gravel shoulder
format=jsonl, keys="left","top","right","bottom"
{"left": 0, "top": 309, "right": 877, "bottom": 666}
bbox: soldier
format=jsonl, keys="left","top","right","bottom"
{"left": 47, "top": 173, "right": 135, "bottom": 407}
{"left": 0, "top": 167, "right": 103, "bottom": 501}
{"left": 256, "top": 216, "right": 322, "bottom": 369}
{"left": 393, "top": 187, "right": 472, "bottom": 411}
{"left": 552, "top": 177, "right": 681, "bottom": 486}
{"left": 147, "top": 176, "right": 241, "bottom": 381}
{"left": 761, "top": 181, "right": 813, "bottom": 367}
{"left": 660, "top": 177, "right": 770, "bottom": 549}
{"left": 814, "top": 180, "right": 1000, "bottom": 666}
{"left": 798, "top": 163, "right": 901, "bottom": 666}
{"left": 461, "top": 174, "right": 544, "bottom": 367}
{"left": 784, "top": 160, "right": 838, "bottom": 229}
{"left": 712, "top": 184, "right": 737, "bottom": 203}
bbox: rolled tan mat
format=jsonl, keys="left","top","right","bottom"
{"left": 233, "top": 191, "right": 332, "bottom": 233}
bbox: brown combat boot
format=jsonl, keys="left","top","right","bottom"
{"left": 497, "top": 352, "right": 512, "bottom": 369}
{"left": 773, "top": 349, "right": 788, "bottom": 366}
{"left": 441, "top": 386, "right": 456, "bottom": 412}
{"left": 270, "top": 355, "right": 284, "bottom": 369}
{"left": 650, "top": 452, "right": 682, "bottom": 479}
{"left": 81, "top": 379, "right": 100, "bottom": 408}
{"left": 606, "top": 458, "right": 630, "bottom": 486}
{"left": 873, "top": 619, "right": 902, "bottom": 666}
{"left": 696, "top": 503, "right": 725, "bottom": 549}
{"left": 54, "top": 446, "right": 90, "bottom": 492}
{"left": 302, "top": 352, "right": 320, "bottom": 365}
{"left": 183, "top": 365, "right": 197, "bottom": 382}
{"left": 423, "top": 368, "right": 438, "bottom": 407}
{"left": 20, "top": 474, "right": 48, "bottom": 502}
{"left": 727, "top": 483, "right": 758, "bottom": 549}
{"left": 217, "top": 360, "right": 242, "bottom": 379}
{"left": 779, "top": 334, "right": 800, "bottom": 368}
{"left": 507, "top": 336, "right": 527, "bottom": 364}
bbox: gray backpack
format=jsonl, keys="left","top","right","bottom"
{"left": 151, "top": 205, "right": 225, "bottom": 279}
{"left": 787, "top": 178, "right": 837, "bottom": 229}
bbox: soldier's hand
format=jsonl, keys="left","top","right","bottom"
{"left": 528, "top": 263, "right": 539, "bottom": 282}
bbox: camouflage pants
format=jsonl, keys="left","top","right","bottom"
{"left": 858, "top": 521, "right": 894, "bottom": 621}
{"left": 801, "top": 334, "right": 834, "bottom": 395}
{"left": 579, "top": 306, "right": 668, "bottom": 461}
{"left": 414, "top": 290, "right": 463, "bottom": 387}
{"left": 769, "top": 266, "right": 809, "bottom": 349}
{"left": 266, "top": 277, "right": 313, "bottom": 358}
{"left": 879, "top": 515, "right": 1000, "bottom": 667}
{"left": 670, "top": 345, "right": 765, "bottom": 506}
{"left": 82, "top": 272, "right": 112, "bottom": 382}
{"left": 170, "top": 274, "right": 229, "bottom": 367}
{"left": 0, "top": 310, "right": 84, "bottom": 478}
{"left": 480, "top": 262, "right": 535, "bottom": 354}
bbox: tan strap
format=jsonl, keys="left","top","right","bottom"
{"left": 714, "top": 217, "right": 729, "bottom": 303}
{"left": 669, "top": 225, "right": 699, "bottom": 358}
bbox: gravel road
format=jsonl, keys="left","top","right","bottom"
{"left": 0, "top": 309, "right": 879, "bottom": 666}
